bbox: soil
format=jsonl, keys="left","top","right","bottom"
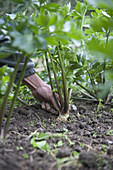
{"left": 0, "top": 98, "right": 113, "bottom": 170}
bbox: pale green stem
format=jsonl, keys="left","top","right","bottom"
{"left": 47, "top": 48, "right": 63, "bottom": 110}
{"left": 3, "top": 56, "right": 30, "bottom": 139}
{"left": 57, "top": 46, "right": 69, "bottom": 114}
{"left": 75, "top": 81, "right": 98, "bottom": 100}
{"left": 45, "top": 51, "right": 61, "bottom": 109}
{"left": 0, "top": 56, "right": 22, "bottom": 135}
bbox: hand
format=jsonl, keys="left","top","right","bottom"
{"left": 23, "top": 74, "right": 60, "bottom": 115}
{"left": 32, "top": 84, "right": 60, "bottom": 114}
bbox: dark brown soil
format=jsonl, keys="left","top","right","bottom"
{"left": 0, "top": 99, "right": 113, "bottom": 170}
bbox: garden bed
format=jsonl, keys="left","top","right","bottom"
{"left": 0, "top": 99, "right": 113, "bottom": 170}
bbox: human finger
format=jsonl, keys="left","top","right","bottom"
{"left": 41, "top": 101, "right": 46, "bottom": 110}
{"left": 50, "top": 95, "right": 60, "bottom": 111}
{"left": 45, "top": 103, "right": 51, "bottom": 111}
{"left": 41, "top": 101, "right": 58, "bottom": 115}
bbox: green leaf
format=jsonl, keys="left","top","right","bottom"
{"left": 86, "top": 0, "right": 113, "bottom": 10}
{"left": 35, "top": 133, "right": 50, "bottom": 140}
{"left": 75, "top": 70, "right": 84, "bottom": 77}
{"left": 10, "top": 31, "right": 46, "bottom": 53}
{"left": 2, "top": 75, "right": 9, "bottom": 83}
{"left": 54, "top": 33, "right": 69, "bottom": 45}
{"left": 91, "top": 17, "right": 113, "bottom": 32}
{"left": 87, "top": 38, "right": 113, "bottom": 59}
{"left": 31, "top": 138, "right": 50, "bottom": 152}
{"left": 68, "top": 61, "right": 82, "bottom": 70}
{"left": 23, "top": 154, "right": 29, "bottom": 159}
{"left": 68, "top": 30, "right": 83, "bottom": 41}
{"left": 46, "top": 37, "right": 58, "bottom": 46}
{"left": 48, "top": 14, "right": 57, "bottom": 26}
{"left": 75, "top": 1, "right": 87, "bottom": 16}
{"left": 43, "top": 3, "right": 60, "bottom": 12}
{"left": 0, "top": 46, "right": 17, "bottom": 59}
{"left": 57, "top": 140, "right": 63, "bottom": 147}
{"left": 73, "top": 151, "right": 79, "bottom": 158}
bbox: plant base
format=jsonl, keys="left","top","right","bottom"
{"left": 56, "top": 114, "right": 69, "bottom": 122}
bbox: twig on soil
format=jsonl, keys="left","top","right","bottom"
{"left": 34, "top": 112, "right": 41, "bottom": 120}
{"left": 11, "top": 131, "right": 26, "bottom": 136}
{"left": 30, "top": 155, "right": 33, "bottom": 162}
{"left": 87, "top": 141, "right": 93, "bottom": 152}
{"left": 17, "top": 97, "right": 29, "bottom": 106}
{"left": 26, "top": 128, "right": 39, "bottom": 140}
{"left": 49, "top": 151, "right": 57, "bottom": 160}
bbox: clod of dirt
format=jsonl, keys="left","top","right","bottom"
{"left": 79, "top": 151, "right": 97, "bottom": 168}
{"left": 56, "top": 147, "right": 70, "bottom": 158}
{"left": 107, "top": 148, "right": 113, "bottom": 155}
{"left": 18, "top": 108, "right": 28, "bottom": 116}
{"left": 79, "top": 122, "right": 87, "bottom": 129}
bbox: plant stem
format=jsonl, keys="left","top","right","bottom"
{"left": 103, "top": 29, "right": 110, "bottom": 84}
{"left": 0, "top": 56, "right": 22, "bottom": 135}
{"left": 45, "top": 51, "right": 61, "bottom": 109}
{"left": 3, "top": 56, "right": 30, "bottom": 139}
{"left": 47, "top": 49, "right": 63, "bottom": 110}
{"left": 103, "top": 59, "right": 106, "bottom": 84}
{"left": 75, "top": 81, "right": 98, "bottom": 100}
{"left": 57, "top": 46, "right": 69, "bottom": 114}
{"left": 86, "top": 68, "right": 97, "bottom": 95}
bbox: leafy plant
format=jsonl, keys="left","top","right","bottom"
{"left": 31, "top": 132, "right": 50, "bottom": 152}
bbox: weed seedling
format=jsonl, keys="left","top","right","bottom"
{"left": 23, "top": 154, "right": 29, "bottom": 159}
{"left": 42, "top": 120, "right": 46, "bottom": 128}
{"left": 106, "top": 130, "right": 113, "bottom": 136}
{"left": 93, "top": 132, "right": 98, "bottom": 137}
{"left": 16, "top": 146, "right": 23, "bottom": 151}
{"left": 72, "top": 151, "right": 79, "bottom": 158}
{"left": 97, "top": 99, "right": 103, "bottom": 112}
{"left": 54, "top": 140, "right": 63, "bottom": 148}
{"left": 30, "top": 121, "right": 35, "bottom": 127}
{"left": 80, "top": 143, "right": 84, "bottom": 149}
{"left": 102, "top": 145, "right": 107, "bottom": 153}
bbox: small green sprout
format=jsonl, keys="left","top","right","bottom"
{"left": 80, "top": 143, "right": 84, "bottom": 148}
{"left": 97, "top": 99, "right": 103, "bottom": 111}
{"left": 16, "top": 146, "right": 23, "bottom": 151}
{"left": 54, "top": 140, "right": 63, "bottom": 148}
{"left": 106, "top": 130, "right": 113, "bottom": 136}
{"left": 30, "top": 121, "right": 34, "bottom": 127}
{"left": 93, "top": 132, "right": 97, "bottom": 137}
{"left": 23, "top": 154, "right": 29, "bottom": 159}
{"left": 102, "top": 145, "right": 107, "bottom": 153}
